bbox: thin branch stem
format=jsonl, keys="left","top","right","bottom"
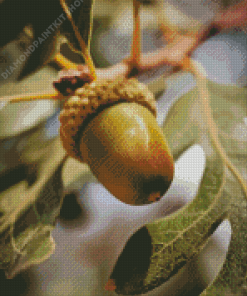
{"left": 54, "top": 53, "right": 78, "bottom": 70}
{"left": 131, "top": 0, "right": 141, "bottom": 66}
{"left": 190, "top": 59, "right": 247, "bottom": 200}
{"left": 59, "top": 0, "right": 97, "bottom": 80}
{"left": 0, "top": 91, "right": 62, "bottom": 104}
{"left": 52, "top": 21, "right": 208, "bottom": 78}
{"left": 160, "top": 23, "right": 179, "bottom": 43}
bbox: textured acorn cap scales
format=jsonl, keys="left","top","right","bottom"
{"left": 59, "top": 77, "right": 157, "bottom": 162}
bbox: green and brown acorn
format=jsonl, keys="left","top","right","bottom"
{"left": 59, "top": 77, "right": 174, "bottom": 205}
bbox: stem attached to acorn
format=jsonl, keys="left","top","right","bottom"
{"left": 131, "top": 0, "right": 141, "bottom": 67}
{"left": 59, "top": 0, "right": 97, "bottom": 80}
{"left": 53, "top": 53, "right": 78, "bottom": 70}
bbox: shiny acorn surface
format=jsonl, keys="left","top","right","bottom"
{"left": 80, "top": 102, "right": 174, "bottom": 205}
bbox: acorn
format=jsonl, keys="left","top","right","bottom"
{"left": 59, "top": 77, "right": 174, "bottom": 205}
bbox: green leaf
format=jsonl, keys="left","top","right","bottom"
{"left": 0, "top": 138, "right": 66, "bottom": 274}
{"left": 62, "top": 156, "right": 95, "bottom": 191}
{"left": 21, "top": 226, "right": 55, "bottom": 266}
{"left": 5, "top": 225, "right": 55, "bottom": 279}
{"left": 196, "top": 81, "right": 247, "bottom": 295}
{"left": 110, "top": 76, "right": 247, "bottom": 295}
{"left": 200, "top": 198, "right": 247, "bottom": 296}
{"left": 0, "top": 227, "right": 16, "bottom": 270}
{"left": 162, "top": 87, "right": 199, "bottom": 159}
{"left": 0, "top": 66, "right": 58, "bottom": 138}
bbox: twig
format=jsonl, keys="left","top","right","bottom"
{"left": 0, "top": 91, "right": 62, "bottom": 104}
{"left": 52, "top": 17, "right": 216, "bottom": 79}
{"left": 131, "top": 0, "right": 141, "bottom": 67}
{"left": 136, "top": 34, "right": 197, "bottom": 71}
{"left": 53, "top": 53, "right": 78, "bottom": 70}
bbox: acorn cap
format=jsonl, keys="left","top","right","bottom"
{"left": 60, "top": 77, "right": 157, "bottom": 162}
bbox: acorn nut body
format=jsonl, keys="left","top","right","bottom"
{"left": 60, "top": 78, "right": 174, "bottom": 205}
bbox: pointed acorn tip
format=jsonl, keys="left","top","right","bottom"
{"left": 148, "top": 192, "right": 161, "bottom": 203}
{"left": 105, "top": 278, "right": 116, "bottom": 291}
